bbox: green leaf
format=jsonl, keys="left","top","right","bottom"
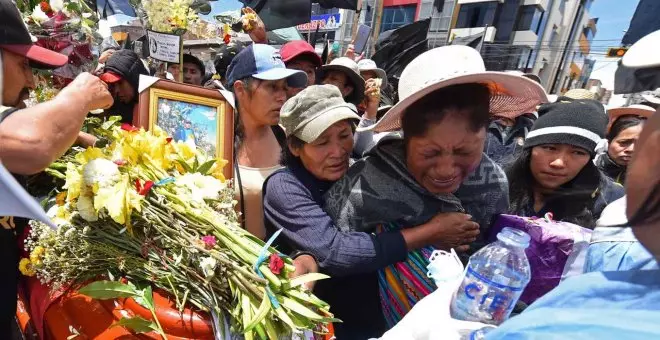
{"left": 111, "top": 317, "right": 158, "bottom": 333}
{"left": 244, "top": 292, "right": 271, "bottom": 332}
{"left": 273, "top": 306, "right": 300, "bottom": 333}
{"left": 288, "top": 273, "right": 330, "bottom": 288}
{"left": 134, "top": 285, "right": 155, "bottom": 311}
{"left": 196, "top": 159, "right": 216, "bottom": 175}
{"left": 193, "top": 156, "right": 200, "bottom": 172}
{"left": 78, "top": 281, "right": 137, "bottom": 300}
{"left": 101, "top": 116, "right": 122, "bottom": 130}
{"left": 177, "top": 159, "right": 193, "bottom": 173}
{"left": 280, "top": 296, "right": 324, "bottom": 321}
{"left": 285, "top": 289, "right": 329, "bottom": 308}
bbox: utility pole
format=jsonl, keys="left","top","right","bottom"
{"left": 351, "top": 0, "right": 363, "bottom": 41}
{"left": 370, "top": 0, "right": 385, "bottom": 56}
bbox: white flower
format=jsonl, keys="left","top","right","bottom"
{"left": 82, "top": 158, "right": 120, "bottom": 191}
{"left": 77, "top": 195, "right": 98, "bottom": 222}
{"left": 175, "top": 173, "right": 225, "bottom": 203}
{"left": 50, "top": 0, "right": 64, "bottom": 12}
{"left": 46, "top": 205, "right": 71, "bottom": 226}
{"left": 199, "top": 257, "right": 217, "bottom": 278}
{"left": 31, "top": 5, "right": 50, "bottom": 23}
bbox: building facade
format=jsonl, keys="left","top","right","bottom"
{"left": 447, "top": 0, "right": 597, "bottom": 94}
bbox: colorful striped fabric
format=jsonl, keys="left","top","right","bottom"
{"left": 377, "top": 223, "right": 438, "bottom": 328}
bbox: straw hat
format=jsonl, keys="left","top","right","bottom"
{"left": 362, "top": 45, "right": 548, "bottom": 132}
{"left": 607, "top": 104, "right": 656, "bottom": 132}
{"left": 563, "top": 88, "right": 596, "bottom": 100}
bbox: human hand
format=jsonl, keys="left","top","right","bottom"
{"left": 291, "top": 254, "right": 319, "bottom": 290}
{"left": 425, "top": 213, "right": 480, "bottom": 252}
{"left": 241, "top": 7, "right": 267, "bottom": 43}
{"left": 98, "top": 49, "right": 115, "bottom": 64}
{"left": 344, "top": 42, "right": 366, "bottom": 62}
{"left": 61, "top": 73, "right": 113, "bottom": 111}
{"left": 365, "top": 78, "right": 381, "bottom": 105}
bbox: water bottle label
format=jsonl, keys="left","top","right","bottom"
{"left": 452, "top": 266, "right": 524, "bottom": 324}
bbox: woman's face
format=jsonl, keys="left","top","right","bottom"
{"left": 530, "top": 144, "right": 591, "bottom": 191}
{"left": 291, "top": 120, "right": 354, "bottom": 181}
{"left": 608, "top": 124, "right": 643, "bottom": 166}
{"left": 236, "top": 79, "right": 288, "bottom": 126}
{"left": 405, "top": 112, "right": 486, "bottom": 194}
{"left": 322, "top": 71, "right": 354, "bottom": 98}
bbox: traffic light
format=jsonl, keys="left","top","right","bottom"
{"left": 606, "top": 47, "right": 628, "bottom": 58}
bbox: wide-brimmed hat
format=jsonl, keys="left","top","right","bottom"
{"left": 622, "top": 29, "right": 660, "bottom": 69}
{"left": 321, "top": 57, "right": 366, "bottom": 106}
{"left": 0, "top": 0, "right": 67, "bottom": 69}
{"left": 562, "top": 88, "right": 596, "bottom": 100}
{"left": 357, "top": 59, "right": 388, "bottom": 89}
{"left": 364, "top": 45, "right": 548, "bottom": 132}
{"left": 607, "top": 104, "right": 656, "bottom": 131}
{"left": 280, "top": 85, "right": 360, "bottom": 143}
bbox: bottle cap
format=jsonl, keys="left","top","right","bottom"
{"left": 497, "top": 227, "right": 531, "bottom": 248}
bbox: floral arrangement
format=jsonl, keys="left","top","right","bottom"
{"left": 139, "top": 0, "right": 199, "bottom": 34}
{"left": 19, "top": 0, "right": 99, "bottom": 105}
{"left": 22, "top": 120, "right": 335, "bottom": 339}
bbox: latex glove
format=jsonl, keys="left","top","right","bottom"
{"left": 377, "top": 278, "right": 490, "bottom": 340}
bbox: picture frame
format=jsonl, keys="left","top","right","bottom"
{"left": 136, "top": 80, "right": 234, "bottom": 180}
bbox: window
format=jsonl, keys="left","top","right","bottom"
{"left": 380, "top": 5, "right": 417, "bottom": 32}
{"left": 516, "top": 5, "right": 544, "bottom": 33}
{"left": 455, "top": 2, "right": 497, "bottom": 28}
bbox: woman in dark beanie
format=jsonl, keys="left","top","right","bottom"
{"left": 507, "top": 100, "right": 625, "bottom": 229}
{"left": 596, "top": 105, "right": 655, "bottom": 184}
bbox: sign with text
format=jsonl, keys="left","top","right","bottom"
{"left": 296, "top": 13, "right": 342, "bottom": 31}
{"left": 147, "top": 30, "right": 182, "bottom": 63}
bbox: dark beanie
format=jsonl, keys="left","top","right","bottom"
{"left": 104, "top": 49, "right": 149, "bottom": 90}
{"left": 524, "top": 99, "right": 607, "bottom": 156}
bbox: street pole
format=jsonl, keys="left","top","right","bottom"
{"left": 371, "top": 0, "right": 385, "bottom": 57}
{"left": 550, "top": 0, "right": 585, "bottom": 94}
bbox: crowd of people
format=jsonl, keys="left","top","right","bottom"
{"left": 1, "top": 0, "right": 660, "bottom": 338}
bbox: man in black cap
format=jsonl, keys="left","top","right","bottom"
{"left": 99, "top": 49, "right": 149, "bottom": 123}
{"left": 0, "top": 0, "right": 113, "bottom": 335}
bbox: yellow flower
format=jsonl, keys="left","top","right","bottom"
{"left": 75, "top": 147, "right": 105, "bottom": 165}
{"left": 94, "top": 174, "right": 143, "bottom": 226}
{"left": 19, "top": 258, "right": 35, "bottom": 277}
{"left": 64, "top": 163, "right": 82, "bottom": 202}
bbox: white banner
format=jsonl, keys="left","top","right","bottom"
{"left": 148, "top": 30, "right": 182, "bottom": 63}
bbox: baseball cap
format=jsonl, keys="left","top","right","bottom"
{"left": 280, "top": 85, "right": 360, "bottom": 143}
{"left": 226, "top": 44, "right": 307, "bottom": 90}
{"left": 0, "top": 0, "right": 67, "bottom": 69}
{"left": 280, "top": 40, "right": 322, "bottom": 68}
{"left": 101, "top": 49, "right": 149, "bottom": 89}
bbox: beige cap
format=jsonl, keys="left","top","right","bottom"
{"left": 280, "top": 85, "right": 360, "bottom": 143}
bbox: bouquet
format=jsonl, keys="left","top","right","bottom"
{"left": 22, "top": 120, "right": 335, "bottom": 339}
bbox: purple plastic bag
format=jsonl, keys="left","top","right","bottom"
{"left": 488, "top": 214, "right": 592, "bottom": 304}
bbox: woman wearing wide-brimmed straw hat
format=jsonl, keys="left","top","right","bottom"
{"left": 596, "top": 104, "right": 656, "bottom": 184}
{"left": 322, "top": 45, "right": 547, "bottom": 327}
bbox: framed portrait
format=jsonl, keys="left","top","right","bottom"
{"left": 136, "top": 80, "right": 234, "bottom": 180}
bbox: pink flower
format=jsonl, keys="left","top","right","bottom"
{"left": 268, "top": 254, "right": 284, "bottom": 275}
{"left": 202, "top": 235, "right": 216, "bottom": 250}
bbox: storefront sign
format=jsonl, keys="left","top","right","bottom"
{"left": 147, "top": 30, "right": 182, "bottom": 63}
{"left": 296, "top": 13, "right": 342, "bottom": 31}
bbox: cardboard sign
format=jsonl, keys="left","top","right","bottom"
{"left": 148, "top": 30, "right": 182, "bottom": 63}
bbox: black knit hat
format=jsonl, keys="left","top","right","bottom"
{"left": 524, "top": 99, "right": 607, "bottom": 156}
{"left": 102, "top": 49, "right": 149, "bottom": 91}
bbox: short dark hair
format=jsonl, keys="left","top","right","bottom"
{"left": 607, "top": 115, "right": 646, "bottom": 142}
{"left": 401, "top": 83, "right": 490, "bottom": 142}
{"left": 183, "top": 53, "right": 205, "bottom": 74}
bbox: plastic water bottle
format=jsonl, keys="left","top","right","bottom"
{"left": 450, "top": 227, "right": 531, "bottom": 325}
